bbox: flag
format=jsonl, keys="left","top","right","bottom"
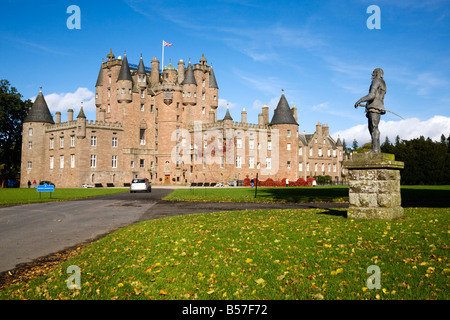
{"left": 163, "top": 41, "right": 173, "bottom": 47}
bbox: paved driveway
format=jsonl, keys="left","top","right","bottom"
{"left": 0, "top": 187, "right": 348, "bottom": 274}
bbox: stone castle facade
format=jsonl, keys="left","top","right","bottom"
{"left": 20, "top": 49, "right": 344, "bottom": 188}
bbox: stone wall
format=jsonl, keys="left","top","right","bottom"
{"left": 343, "top": 153, "right": 404, "bottom": 220}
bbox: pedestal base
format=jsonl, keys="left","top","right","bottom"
{"left": 343, "top": 153, "right": 404, "bottom": 220}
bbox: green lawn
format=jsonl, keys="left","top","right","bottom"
{"left": 163, "top": 185, "right": 450, "bottom": 204}
{"left": 0, "top": 188, "right": 128, "bottom": 205}
{"left": 1, "top": 207, "right": 448, "bottom": 300}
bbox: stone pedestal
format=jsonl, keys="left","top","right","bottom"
{"left": 342, "top": 153, "right": 404, "bottom": 220}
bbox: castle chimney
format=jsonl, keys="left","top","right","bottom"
{"left": 178, "top": 59, "right": 185, "bottom": 84}
{"left": 323, "top": 124, "right": 329, "bottom": 136}
{"left": 67, "top": 109, "right": 73, "bottom": 122}
{"left": 55, "top": 112, "right": 61, "bottom": 124}
{"left": 262, "top": 104, "right": 269, "bottom": 125}
{"left": 292, "top": 104, "right": 298, "bottom": 122}
{"left": 150, "top": 57, "right": 160, "bottom": 85}
{"left": 241, "top": 106, "right": 247, "bottom": 123}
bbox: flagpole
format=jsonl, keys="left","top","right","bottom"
{"left": 162, "top": 40, "right": 164, "bottom": 74}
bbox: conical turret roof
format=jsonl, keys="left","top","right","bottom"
{"left": 95, "top": 64, "right": 103, "bottom": 86}
{"left": 23, "top": 88, "right": 54, "bottom": 124}
{"left": 77, "top": 106, "right": 86, "bottom": 119}
{"left": 182, "top": 59, "right": 197, "bottom": 85}
{"left": 223, "top": 106, "right": 233, "bottom": 121}
{"left": 209, "top": 64, "right": 218, "bottom": 89}
{"left": 137, "top": 54, "right": 146, "bottom": 74}
{"left": 117, "top": 51, "right": 132, "bottom": 81}
{"left": 270, "top": 92, "right": 298, "bottom": 126}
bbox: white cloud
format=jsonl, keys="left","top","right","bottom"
{"left": 332, "top": 115, "right": 450, "bottom": 146}
{"left": 31, "top": 87, "right": 95, "bottom": 114}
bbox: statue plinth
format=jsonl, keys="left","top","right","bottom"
{"left": 342, "top": 153, "right": 404, "bottom": 220}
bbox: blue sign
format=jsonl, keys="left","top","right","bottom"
{"left": 37, "top": 184, "right": 55, "bottom": 192}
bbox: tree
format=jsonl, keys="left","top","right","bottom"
{"left": 0, "top": 80, "right": 32, "bottom": 183}
{"left": 352, "top": 139, "right": 359, "bottom": 151}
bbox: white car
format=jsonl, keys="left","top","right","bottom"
{"left": 81, "top": 184, "right": 94, "bottom": 188}
{"left": 130, "top": 178, "right": 151, "bottom": 193}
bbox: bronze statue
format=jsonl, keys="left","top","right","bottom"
{"left": 354, "top": 68, "right": 386, "bottom": 153}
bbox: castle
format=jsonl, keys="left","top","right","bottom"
{"left": 20, "top": 49, "right": 344, "bottom": 188}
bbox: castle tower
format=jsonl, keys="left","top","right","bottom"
{"left": 209, "top": 63, "right": 219, "bottom": 110}
{"left": 182, "top": 58, "right": 197, "bottom": 106}
{"left": 269, "top": 91, "right": 299, "bottom": 180}
{"left": 177, "top": 59, "right": 185, "bottom": 84}
{"left": 95, "top": 61, "right": 103, "bottom": 107}
{"left": 76, "top": 104, "right": 86, "bottom": 139}
{"left": 136, "top": 54, "right": 147, "bottom": 88}
{"left": 21, "top": 87, "right": 54, "bottom": 187}
{"left": 116, "top": 51, "right": 133, "bottom": 103}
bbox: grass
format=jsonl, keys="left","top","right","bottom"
{"left": 163, "top": 185, "right": 450, "bottom": 204}
{"left": 1, "top": 207, "right": 448, "bottom": 300}
{"left": 0, "top": 188, "right": 128, "bottom": 205}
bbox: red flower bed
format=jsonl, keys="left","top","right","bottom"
{"left": 243, "top": 177, "right": 313, "bottom": 187}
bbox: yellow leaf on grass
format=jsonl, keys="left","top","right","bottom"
{"left": 246, "top": 258, "right": 253, "bottom": 264}
{"left": 255, "top": 278, "right": 266, "bottom": 285}
{"left": 159, "top": 290, "right": 167, "bottom": 295}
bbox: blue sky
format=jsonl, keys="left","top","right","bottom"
{"left": 1, "top": 0, "right": 449, "bottom": 145}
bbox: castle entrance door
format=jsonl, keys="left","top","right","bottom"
{"left": 164, "top": 175, "right": 170, "bottom": 184}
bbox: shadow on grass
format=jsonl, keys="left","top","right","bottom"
{"left": 255, "top": 186, "right": 348, "bottom": 203}
{"left": 315, "top": 208, "right": 348, "bottom": 218}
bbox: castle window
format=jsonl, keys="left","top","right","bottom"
{"left": 109, "top": 75, "right": 111, "bottom": 84}
{"left": 328, "top": 163, "right": 331, "bottom": 172}
{"left": 287, "top": 130, "right": 291, "bottom": 137}
{"left": 141, "top": 104, "right": 145, "bottom": 112}
{"left": 138, "top": 75, "right": 142, "bottom": 82}
{"left": 287, "top": 143, "right": 291, "bottom": 151}
{"left": 60, "top": 155, "right": 64, "bottom": 169}
{"left": 214, "top": 96, "right": 217, "bottom": 101}
{"left": 50, "top": 138, "right": 54, "bottom": 149}
{"left": 287, "top": 161, "right": 291, "bottom": 169}
{"left": 267, "top": 141, "right": 272, "bottom": 150}
{"left": 71, "top": 136, "right": 75, "bottom": 147}
{"left": 151, "top": 105, "right": 154, "bottom": 113}
{"left": 237, "top": 138, "right": 242, "bottom": 149}
{"left": 130, "top": 161, "right": 134, "bottom": 168}
{"left": 177, "top": 115, "right": 180, "bottom": 122}
{"left": 108, "top": 89, "right": 110, "bottom": 98}
{"left": 112, "top": 137, "right": 118, "bottom": 147}
{"left": 60, "top": 137, "right": 64, "bottom": 148}
{"left": 333, "top": 164, "right": 337, "bottom": 172}
{"left": 187, "top": 92, "right": 191, "bottom": 97}
{"left": 28, "top": 141, "right": 32, "bottom": 149}
{"left": 202, "top": 80, "right": 205, "bottom": 87}
{"left": 306, "top": 162, "right": 310, "bottom": 171}
{"left": 236, "top": 155, "right": 242, "bottom": 168}
{"left": 140, "top": 159, "right": 145, "bottom": 168}
{"left": 220, "top": 156, "right": 224, "bottom": 168}
{"left": 141, "top": 90, "right": 145, "bottom": 98}
{"left": 266, "top": 157, "right": 271, "bottom": 170}
{"left": 321, "top": 163, "right": 325, "bottom": 172}
{"left": 122, "top": 88, "right": 125, "bottom": 94}
{"left": 50, "top": 156, "right": 54, "bottom": 169}
{"left": 309, "top": 147, "right": 313, "bottom": 157}
{"left": 112, "top": 155, "right": 117, "bottom": 168}
{"left": 91, "top": 136, "right": 97, "bottom": 147}
{"left": 140, "top": 129, "right": 146, "bottom": 145}
{"left": 299, "top": 162, "right": 303, "bottom": 171}
{"left": 249, "top": 139, "right": 254, "bottom": 150}
{"left": 71, "top": 154, "right": 75, "bottom": 168}
{"left": 202, "top": 107, "right": 205, "bottom": 114}
{"left": 333, "top": 150, "right": 337, "bottom": 157}
{"left": 107, "top": 104, "right": 111, "bottom": 113}
{"left": 129, "top": 89, "right": 132, "bottom": 95}
{"left": 328, "top": 149, "right": 331, "bottom": 157}
{"left": 90, "top": 155, "right": 96, "bottom": 168}
{"left": 29, "top": 128, "right": 33, "bottom": 136}
{"left": 299, "top": 147, "right": 302, "bottom": 155}
{"left": 249, "top": 156, "right": 254, "bottom": 169}
{"left": 202, "top": 93, "right": 205, "bottom": 100}
{"left": 318, "top": 148, "right": 322, "bottom": 157}
{"left": 27, "top": 161, "right": 32, "bottom": 169}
